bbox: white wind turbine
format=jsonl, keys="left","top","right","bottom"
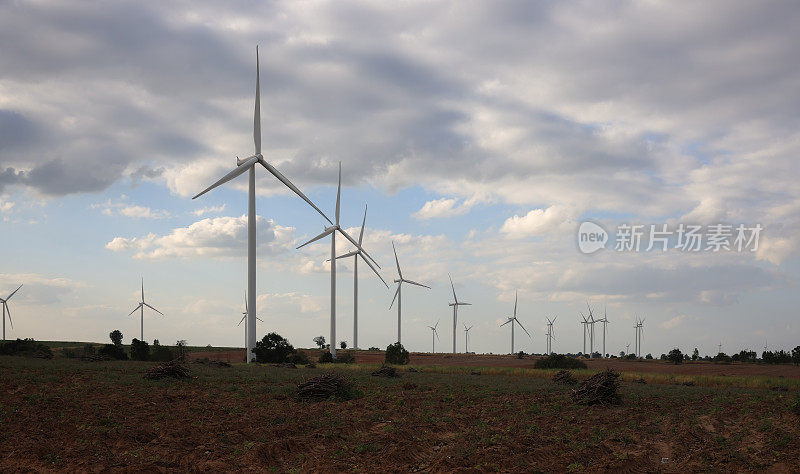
{"left": 297, "top": 163, "right": 384, "bottom": 359}
{"left": 448, "top": 274, "right": 471, "bottom": 354}
{"left": 500, "top": 291, "right": 531, "bottom": 354}
{"left": 580, "top": 303, "right": 597, "bottom": 357}
{"left": 1, "top": 284, "right": 22, "bottom": 341}
{"left": 597, "top": 306, "right": 610, "bottom": 358}
{"left": 634, "top": 317, "right": 645, "bottom": 357}
{"left": 238, "top": 292, "right": 264, "bottom": 350}
{"left": 580, "top": 314, "right": 590, "bottom": 355}
{"left": 427, "top": 319, "right": 440, "bottom": 353}
{"left": 127, "top": 278, "right": 163, "bottom": 341}
{"left": 464, "top": 324, "right": 473, "bottom": 353}
{"left": 331, "top": 204, "right": 388, "bottom": 350}
{"left": 389, "top": 241, "right": 430, "bottom": 345}
{"left": 545, "top": 316, "right": 557, "bottom": 355}
{"left": 193, "top": 47, "right": 333, "bottom": 362}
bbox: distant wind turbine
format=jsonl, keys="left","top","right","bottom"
{"left": 389, "top": 241, "right": 430, "bottom": 344}
{"left": 238, "top": 292, "right": 264, "bottom": 349}
{"left": 192, "top": 46, "right": 331, "bottom": 362}
{"left": 298, "top": 163, "right": 384, "bottom": 359}
{"left": 1, "top": 284, "right": 22, "bottom": 341}
{"left": 597, "top": 306, "right": 610, "bottom": 358}
{"left": 464, "top": 324, "right": 473, "bottom": 353}
{"left": 427, "top": 319, "right": 440, "bottom": 353}
{"left": 448, "top": 274, "right": 471, "bottom": 353}
{"left": 500, "top": 291, "right": 530, "bottom": 354}
{"left": 545, "top": 316, "right": 557, "bottom": 355}
{"left": 127, "top": 278, "right": 163, "bottom": 341}
{"left": 330, "top": 204, "right": 388, "bottom": 350}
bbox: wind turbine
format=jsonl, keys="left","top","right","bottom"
{"left": 464, "top": 324, "right": 473, "bottom": 353}
{"left": 580, "top": 303, "right": 596, "bottom": 357}
{"left": 545, "top": 316, "right": 557, "bottom": 355}
{"left": 297, "top": 163, "right": 384, "bottom": 359}
{"left": 238, "top": 292, "right": 264, "bottom": 349}
{"left": 1, "top": 284, "right": 22, "bottom": 340}
{"left": 427, "top": 319, "right": 440, "bottom": 353}
{"left": 127, "top": 278, "right": 163, "bottom": 341}
{"left": 580, "top": 314, "right": 590, "bottom": 355}
{"left": 192, "top": 46, "right": 331, "bottom": 362}
{"left": 330, "top": 204, "right": 388, "bottom": 350}
{"left": 718, "top": 341, "right": 723, "bottom": 355}
{"left": 500, "top": 291, "right": 530, "bottom": 354}
{"left": 389, "top": 241, "right": 430, "bottom": 345}
{"left": 448, "top": 274, "right": 471, "bottom": 354}
{"left": 597, "top": 306, "right": 609, "bottom": 358}
{"left": 626, "top": 342, "right": 631, "bottom": 355}
{"left": 633, "top": 317, "right": 645, "bottom": 357}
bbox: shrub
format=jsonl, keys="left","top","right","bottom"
{"left": 313, "top": 336, "right": 326, "bottom": 348}
{"left": 98, "top": 344, "right": 128, "bottom": 360}
{"left": 175, "top": 340, "right": 188, "bottom": 362}
{"left": 318, "top": 351, "right": 333, "bottom": 363}
{"left": 667, "top": 348, "right": 683, "bottom": 364}
{"left": 625, "top": 354, "right": 637, "bottom": 360}
{"left": 109, "top": 330, "right": 123, "bottom": 346}
{"left": 0, "top": 338, "right": 53, "bottom": 358}
{"left": 318, "top": 350, "right": 354, "bottom": 364}
{"left": 288, "top": 351, "right": 311, "bottom": 365}
{"left": 82, "top": 344, "right": 96, "bottom": 357}
{"left": 63, "top": 348, "right": 78, "bottom": 358}
{"left": 150, "top": 340, "right": 174, "bottom": 362}
{"left": 385, "top": 342, "right": 410, "bottom": 365}
{"left": 516, "top": 351, "right": 525, "bottom": 359}
{"left": 368, "top": 347, "right": 380, "bottom": 351}
{"left": 793, "top": 346, "right": 800, "bottom": 366}
{"left": 253, "top": 332, "right": 295, "bottom": 363}
{"left": 534, "top": 354, "right": 588, "bottom": 370}
{"left": 790, "top": 397, "right": 800, "bottom": 415}
{"left": 130, "top": 338, "right": 151, "bottom": 361}
{"left": 340, "top": 341, "right": 348, "bottom": 349}
{"left": 714, "top": 352, "right": 732, "bottom": 363}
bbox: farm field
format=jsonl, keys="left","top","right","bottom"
{"left": 2, "top": 355, "right": 800, "bottom": 472}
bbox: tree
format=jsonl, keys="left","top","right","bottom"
{"left": 130, "top": 338, "right": 150, "bottom": 361}
{"left": 340, "top": 340, "right": 348, "bottom": 349}
{"left": 175, "top": 340, "right": 188, "bottom": 361}
{"left": 253, "top": 332, "right": 295, "bottom": 363}
{"left": 692, "top": 348, "right": 699, "bottom": 361}
{"left": 793, "top": 346, "right": 800, "bottom": 366}
{"left": 645, "top": 353, "right": 653, "bottom": 360}
{"left": 385, "top": 342, "right": 410, "bottom": 365}
{"left": 619, "top": 351, "right": 625, "bottom": 357}
{"left": 667, "top": 348, "right": 683, "bottom": 365}
{"left": 109, "top": 330, "right": 123, "bottom": 346}
{"left": 313, "top": 336, "right": 326, "bottom": 348}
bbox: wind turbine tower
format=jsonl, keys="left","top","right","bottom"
{"left": 500, "top": 291, "right": 531, "bottom": 354}
{"left": 427, "top": 320, "right": 440, "bottom": 353}
{"left": 389, "top": 241, "right": 430, "bottom": 345}
{"left": 545, "top": 316, "right": 557, "bottom": 354}
{"left": 448, "top": 274, "right": 471, "bottom": 353}
{"left": 1, "top": 284, "right": 22, "bottom": 341}
{"left": 127, "top": 278, "right": 163, "bottom": 340}
{"left": 238, "top": 292, "right": 264, "bottom": 349}
{"left": 464, "top": 324, "right": 473, "bottom": 353}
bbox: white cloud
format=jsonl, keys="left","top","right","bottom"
{"left": 413, "top": 197, "right": 475, "bottom": 219}
{"left": 661, "top": 314, "right": 688, "bottom": 329}
{"left": 105, "top": 215, "right": 296, "bottom": 259}
{"left": 92, "top": 198, "right": 170, "bottom": 219}
{"left": 500, "top": 205, "right": 580, "bottom": 239}
{"left": 192, "top": 204, "right": 226, "bottom": 216}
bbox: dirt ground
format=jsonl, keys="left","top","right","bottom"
{"left": 2, "top": 356, "right": 799, "bottom": 472}
{"left": 190, "top": 349, "right": 800, "bottom": 379}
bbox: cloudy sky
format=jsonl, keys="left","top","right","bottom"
{"left": 2, "top": 0, "right": 799, "bottom": 356}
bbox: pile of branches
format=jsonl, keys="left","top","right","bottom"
{"left": 552, "top": 370, "right": 577, "bottom": 385}
{"left": 145, "top": 361, "right": 191, "bottom": 380}
{"left": 193, "top": 358, "right": 231, "bottom": 367}
{"left": 371, "top": 365, "right": 398, "bottom": 377}
{"left": 272, "top": 362, "right": 297, "bottom": 369}
{"left": 297, "top": 373, "right": 353, "bottom": 401}
{"left": 572, "top": 369, "right": 621, "bottom": 406}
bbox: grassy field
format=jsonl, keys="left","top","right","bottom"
{"left": 1, "top": 355, "right": 799, "bottom": 471}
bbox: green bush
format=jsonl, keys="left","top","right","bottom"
{"left": 534, "top": 354, "right": 587, "bottom": 370}
{"left": 130, "top": 339, "right": 151, "bottom": 361}
{"left": 0, "top": 338, "right": 53, "bottom": 358}
{"left": 318, "top": 350, "right": 354, "bottom": 363}
{"left": 98, "top": 344, "right": 128, "bottom": 360}
{"left": 150, "top": 340, "right": 174, "bottom": 362}
{"left": 667, "top": 348, "right": 683, "bottom": 365}
{"left": 109, "top": 330, "right": 123, "bottom": 346}
{"left": 385, "top": 343, "right": 410, "bottom": 365}
{"left": 253, "top": 332, "right": 295, "bottom": 363}
{"left": 288, "top": 351, "right": 311, "bottom": 365}
{"left": 63, "top": 348, "right": 78, "bottom": 358}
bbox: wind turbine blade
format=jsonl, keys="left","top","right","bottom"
{"left": 254, "top": 45, "right": 261, "bottom": 155}
{"left": 296, "top": 228, "right": 334, "bottom": 249}
{"left": 358, "top": 204, "right": 367, "bottom": 246}
{"left": 256, "top": 316, "right": 264, "bottom": 322}
{"left": 260, "top": 160, "right": 333, "bottom": 224}
{"left": 516, "top": 318, "right": 532, "bottom": 338}
{"left": 449, "top": 274, "right": 458, "bottom": 303}
{"left": 403, "top": 279, "right": 430, "bottom": 289}
{"left": 332, "top": 250, "right": 359, "bottom": 261}
{"left": 192, "top": 156, "right": 258, "bottom": 199}
{"left": 141, "top": 278, "right": 144, "bottom": 302}
{"left": 389, "top": 283, "right": 401, "bottom": 309}
{"left": 5, "top": 303, "right": 12, "bottom": 329}
{"left": 392, "top": 241, "right": 403, "bottom": 280}
{"left": 552, "top": 316, "right": 557, "bottom": 324}
{"left": 513, "top": 290, "right": 518, "bottom": 318}
{"left": 244, "top": 291, "right": 248, "bottom": 313}
{"left": 127, "top": 303, "right": 142, "bottom": 317}
{"left": 359, "top": 252, "right": 389, "bottom": 289}
{"left": 458, "top": 302, "right": 472, "bottom": 306}
{"left": 338, "top": 228, "right": 381, "bottom": 269}
{"left": 500, "top": 319, "right": 512, "bottom": 327}
{"left": 143, "top": 302, "right": 164, "bottom": 316}
{"left": 435, "top": 330, "right": 440, "bottom": 341}
{"left": 5, "top": 284, "right": 22, "bottom": 301}
{"left": 238, "top": 315, "right": 246, "bottom": 326}
{"left": 335, "top": 162, "right": 341, "bottom": 225}
{"left": 434, "top": 319, "right": 440, "bottom": 330}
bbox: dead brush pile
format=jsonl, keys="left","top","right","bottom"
{"left": 297, "top": 373, "right": 361, "bottom": 401}
{"left": 552, "top": 370, "right": 577, "bottom": 385}
{"left": 572, "top": 369, "right": 621, "bottom": 406}
{"left": 371, "top": 365, "right": 398, "bottom": 377}
{"left": 145, "top": 361, "right": 191, "bottom": 380}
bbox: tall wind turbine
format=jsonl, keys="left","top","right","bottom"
{"left": 580, "top": 314, "right": 590, "bottom": 355}
{"left": 580, "top": 303, "right": 596, "bottom": 357}
{"left": 192, "top": 46, "right": 331, "bottom": 362}
{"left": 634, "top": 317, "right": 645, "bottom": 357}
{"left": 238, "top": 292, "right": 264, "bottom": 349}
{"left": 500, "top": 291, "right": 530, "bottom": 354}
{"left": 1, "top": 284, "right": 22, "bottom": 341}
{"left": 331, "top": 204, "right": 388, "bottom": 349}
{"left": 389, "top": 241, "right": 430, "bottom": 344}
{"left": 597, "top": 307, "right": 609, "bottom": 358}
{"left": 127, "top": 278, "right": 163, "bottom": 341}
{"left": 297, "top": 163, "right": 384, "bottom": 359}
{"left": 464, "top": 324, "right": 473, "bottom": 353}
{"left": 626, "top": 342, "right": 631, "bottom": 355}
{"left": 545, "top": 316, "right": 557, "bottom": 355}
{"left": 427, "top": 319, "right": 440, "bottom": 353}
{"left": 448, "top": 274, "right": 471, "bottom": 354}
